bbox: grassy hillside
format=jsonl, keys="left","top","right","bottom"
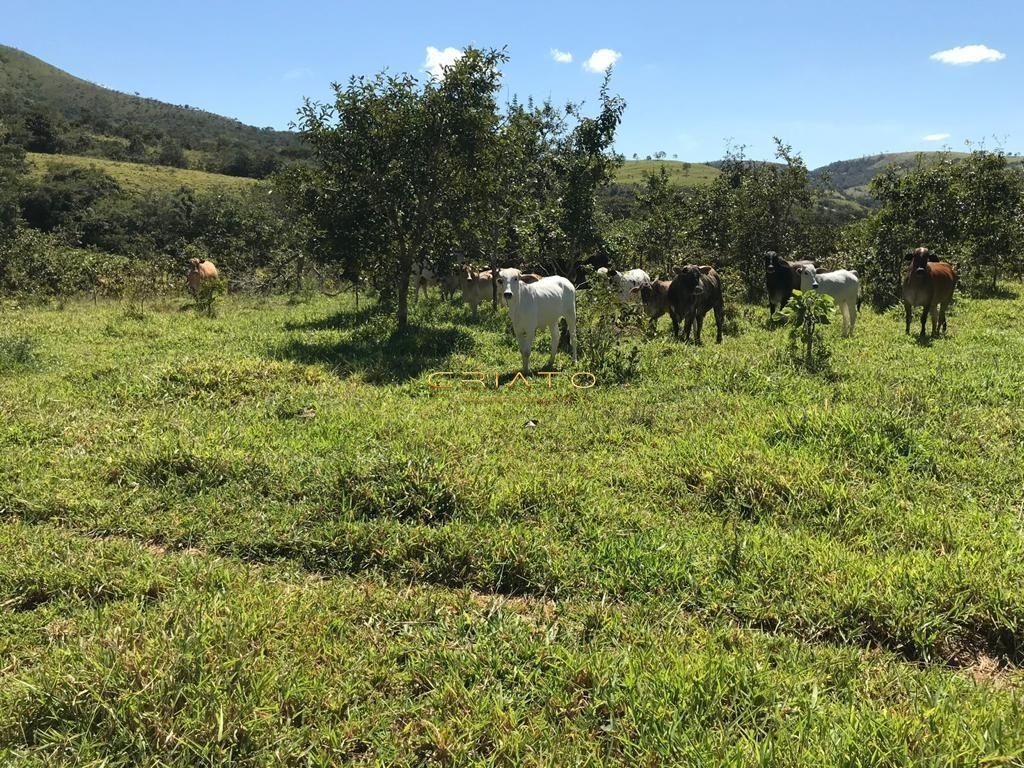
{"left": 25, "top": 152, "right": 258, "bottom": 194}
{"left": 0, "top": 45, "right": 307, "bottom": 174}
{"left": 2, "top": 290, "right": 1024, "bottom": 763}
{"left": 615, "top": 159, "right": 720, "bottom": 187}
{"left": 812, "top": 151, "right": 1024, "bottom": 206}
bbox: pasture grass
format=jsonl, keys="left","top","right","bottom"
{"left": 25, "top": 153, "right": 258, "bottom": 194}
{"left": 614, "top": 159, "right": 721, "bottom": 187}
{"left": 2, "top": 287, "right": 1024, "bottom": 764}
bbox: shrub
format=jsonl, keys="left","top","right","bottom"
{"left": 779, "top": 289, "right": 835, "bottom": 372}
{"left": 0, "top": 334, "right": 39, "bottom": 373}
{"left": 576, "top": 269, "right": 644, "bottom": 385}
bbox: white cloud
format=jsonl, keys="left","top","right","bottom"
{"left": 424, "top": 46, "right": 464, "bottom": 79}
{"left": 283, "top": 67, "right": 314, "bottom": 81}
{"left": 551, "top": 48, "right": 573, "bottom": 63}
{"left": 923, "top": 133, "right": 951, "bottom": 142}
{"left": 929, "top": 44, "right": 1006, "bottom": 65}
{"left": 583, "top": 48, "right": 621, "bottom": 73}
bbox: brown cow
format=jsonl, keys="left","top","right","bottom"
{"left": 668, "top": 265, "right": 725, "bottom": 344}
{"left": 186, "top": 258, "right": 219, "bottom": 294}
{"left": 633, "top": 279, "right": 673, "bottom": 328}
{"left": 902, "top": 247, "right": 957, "bottom": 338}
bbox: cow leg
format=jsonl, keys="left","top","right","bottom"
{"left": 683, "top": 315, "right": 694, "bottom": 343}
{"left": 919, "top": 305, "right": 929, "bottom": 339}
{"left": 548, "top": 323, "right": 560, "bottom": 366}
{"left": 930, "top": 305, "right": 941, "bottom": 338}
{"left": 566, "top": 310, "right": 578, "bottom": 363}
{"left": 518, "top": 327, "right": 535, "bottom": 375}
{"left": 939, "top": 303, "right": 948, "bottom": 334}
{"left": 714, "top": 302, "right": 724, "bottom": 343}
{"left": 769, "top": 302, "right": 776, "bottom": 318}
{"left": 671, "top": 311, "right": 680, "bottom": 339}
{"left": 694, "top": 314, "right": 704, "bottom": 345}
{"left": 840, "top": 302, "right": 851, "bottom": 337}
{"left": 904, "top": 302, "right": 912, "bottom": 335}
{"left": 847, "top": 301, "right": 857, "bottom": 336}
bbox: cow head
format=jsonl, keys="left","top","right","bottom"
{"left": 676, "top": 265, "right": 704, "bottom": 295}
{"left": 798, "top": 264, "right": 819, "bottom": 290}
{"left": 495, "top": 268, "right": 522, "bottom": 304}
{"left": 764, "top": 251, "right": 780, "bottom": 274}
{"left": 906, "top": 247, "right": 939, "bottom": 274}
{"left": 188, "top": 257, "right": 202, "bottom": 268}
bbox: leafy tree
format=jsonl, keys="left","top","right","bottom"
{"left": 22, "top": 109, "right": 63, "bottom": 154}
{"left": 857, "top": 148, "right": 1024, "bottom": 304}
{"left": 550, "top": 74, "right": 625, "bottom": 278}
{"left": 0, "top": 122, "right": 27, "bottom": 247}
{"left": 158, "top": 139, "right": 187, "bottom": 168}
{"left": 689, "top": 139, "right": 831, "bottom": 299}
{"left": 299, "top": 47, "right": 510, "bottom": 328}
{"left": 19, "top": 164, "right": 122, "bottom": 236}
{"left": 628, "top": 166, "right": 690, "bottom": 275}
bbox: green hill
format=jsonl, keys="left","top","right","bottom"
{"left": 25, "top": 152, "right": 258, "bottom": 194}
{"left": 0, "top": 45, "right": 308, "bottom": 176}
{"left": 615, "top": 159, "right": 720, "bottom": 187}
{"left": 811, "top": 151, "right": 1024, "bottom": 207}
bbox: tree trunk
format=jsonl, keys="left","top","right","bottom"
{"left": 397, "top": 276, "right": 409, "bottom": 329}
{"left": 491, "top": 258, "right": 499, "bottom": 310}
{"left": 293, "top": 252, "right": 306, "bottom": 294}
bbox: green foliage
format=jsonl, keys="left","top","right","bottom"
{"left": 299, "top": 48, "right": 514, "bottom": 326}
{"left": 0, "top": 44, "right": 307, "bottom": 177}
{"left": 688, "top": 140, "right": 835, "bottom": 300}
{"left": 193, "top": 277, "right": 227, "bottom": 317}
{"left": 0, "top": 334, "right": 38, "bottom": 373}
{"left": 299, "top": 49, "right": 624, "bottom": 325}
{"left": 859, "top": 148, "right": 1024, "bottom": 305}
{"left": 576, "top": 269, "right": 644, "bottom": 384}
{"left": 0, "top": 122, "right": 26, "bottom": 246}
{"left": 779, "top": 289, "right": 835, "bottom": 371}
{"left": 0, "top": 228, "right": 132, "bottom": 298}
{"left": 619, "top": 166, "right": 690, "bottom": 277}
{"left": 19, "top": 163, "right": 122, "bottom": 234}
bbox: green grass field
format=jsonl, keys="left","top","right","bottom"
{"left": 25, "top": 153, "right": 258, "bottom": 194}
{"left": 2, "top": 288, "right": 1024, "bottom": 765}
{"left": 614, "top": 159, "right": 721, "bottom": 187}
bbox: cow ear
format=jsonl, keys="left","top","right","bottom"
{"left": 521, "top": 274, "right": 540, "bottom": 284}
{"left": 629, "top": 285, "right": 641, "bottom": 294}
{"left": 928, "top": 253, "right": 941, "bottom": 262}
{"left": 904, "top": 252, "right": 915, "bottom": 262}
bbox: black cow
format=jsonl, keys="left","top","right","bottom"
{"left": 668, "top": 265, "right": 725, "bottom": 344}
{"left": 765, "top": 252, "right": 817, "bottom": 317}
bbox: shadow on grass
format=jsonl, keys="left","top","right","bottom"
{"left": 970, "top": 285, "right": 1020, "bottom": 300}
{"left": 283, "top": 304, "right": 383, "bottom": 332}
{"left": 275, "top": 317, "right": 476, "bottom": 384}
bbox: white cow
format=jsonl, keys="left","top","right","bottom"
{"left": 798, "top": 265, "right": 860, "bottom": 337}
{"left": 411, "top": 262, "right": 435, "bottom": 303}
{"left": 496, "top": 269, "right": 578, "bottom": 375}
{"left": 598, "top": 267, "right": 652, "bottom": 302}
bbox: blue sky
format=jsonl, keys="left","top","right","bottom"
{"left": 3, "top": 0, "right": 1021, "bottom": 168}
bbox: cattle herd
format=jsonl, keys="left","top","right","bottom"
{"left": 183, "top": 247, "right": 960, "bottom": 375}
